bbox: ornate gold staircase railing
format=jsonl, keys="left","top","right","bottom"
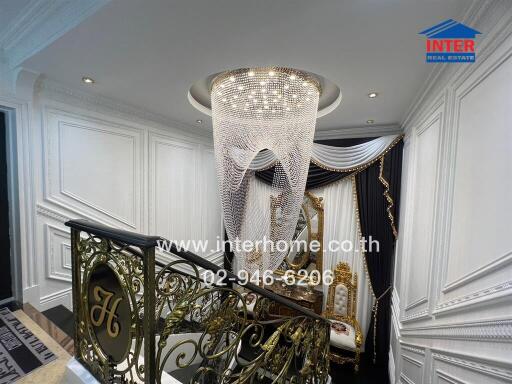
{"left": 66, "top": 219, "right": 330, "bottom": 384}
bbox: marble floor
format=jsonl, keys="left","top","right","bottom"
{"left": 11, "top": 309, "right": 71, "bottom": 384}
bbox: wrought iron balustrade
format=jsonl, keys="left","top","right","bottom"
{"left": 66, "top": 219, "right": 330, "bottom": 384}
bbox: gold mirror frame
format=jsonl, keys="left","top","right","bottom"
{"left": 273, "top": 191, "right": 324, "bottom": 282}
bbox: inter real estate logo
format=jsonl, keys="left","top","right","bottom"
{"left": 419, "top": 19, "right": 481, "bottom": 63}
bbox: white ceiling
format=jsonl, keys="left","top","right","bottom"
{"left": 0, "top": 0, "right": 32, "bottom": 39}
{"left": 22, "top": 0, "right": 469, "bottom": 132}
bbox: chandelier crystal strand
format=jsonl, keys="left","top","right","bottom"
{"left": 211, "top": 67, "right": 320, "bottom": 276}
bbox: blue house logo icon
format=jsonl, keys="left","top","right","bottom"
{"left": 419, "top": 19, "right": 481, "bottom": 63}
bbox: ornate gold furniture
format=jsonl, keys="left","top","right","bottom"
{"left": 323, "top": 262, "right": 363, "bottom": 371}
{"left": 273, "top": 191, "right": 324, "bottom": 283}
{"left": 267, "top": 282, "right": 323, "bottom": 315}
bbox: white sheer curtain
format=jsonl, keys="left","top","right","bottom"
{"left": 249, "top": 134, "right": 400, "bottom": 171}
{"left": 231, "top": 177, "right": 274, "bottom": 274}
{"left": 311, "top": 178, "right": 374, "bottom": 348}
{"left": 248, "top": 177, "right": 374, "bottom": 347}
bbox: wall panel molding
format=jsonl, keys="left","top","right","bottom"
{"left": 401, "top": 344, "right": 426, "bottom": 356}
{"left": 401, "top": 99, "right": 443, "bottom": 324}
{"left": 25, "top": 86, "right": 221, "bottom": 312}
{"left": 148, "top": 132, "right": 200, "bottom": 241}
{"left": 433, "top": 34, "right": 512, "bottom": 317}
{"left": 44, "top": 223, "right": 72, "bottom": 283}
{"left": 401, "top": 318, "right": 512, "bottom": 341}
{"left": 442, "top": 251, "right": 512, "bottom": 294}
{"left": 43, "top": 107, "right": 145, "bottom": 231}
{"left": 0, "top": 92, "right": 38, "bottom": 294}
{"left": 433, "top": 281, "right": 512, "bottom": 316}
{"left": 392, "top": 3, "right": 512, "bottom": 383}
{"left": 433, "top": 370, "right": 467, "bottom": 384}
{"left": 432, "top": 352, "right": 512, "bottom": 382}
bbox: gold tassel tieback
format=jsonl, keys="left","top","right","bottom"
{"left": 372, "top": 285, "right": 392, "bottom": 364}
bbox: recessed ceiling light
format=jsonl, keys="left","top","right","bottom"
{"left": 196, "top": 119, "right": 203, "bottom": 124}
{"left": 82, "top": 76, "right": 95, "bottom": 84}
{"left": 368, "top": 92, "right": 378, "bottom": 98}
{"left": 366, "top": 119, "right": 374, "bottom": 124}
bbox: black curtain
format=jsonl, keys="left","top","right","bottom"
{"left": 257, "top": 162, "right": 351, "bottom": 189}
{"left": 223, "top": 230, "right": 234, "bottom": 272}
{"left": 355, "top": 140, "right": 403, "bottom": 368}
{"left": 255, "top": 137, "right": 403, "bottom": 367}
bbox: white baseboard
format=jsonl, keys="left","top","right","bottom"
{"left": 39, "top": 287, "right": 72, "bottom": 311}
{"left": 22, "top": 285, "right": 40, "bottom": 307}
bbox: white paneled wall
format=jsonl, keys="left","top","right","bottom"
{"left": 20, "top": 80, "right": 223, "bottom": 311}
{"left": 391, "top": 2, "right": 512, "bottom": 383}
{"left": 44, "top": 109, "right": 145, "bottom": 230}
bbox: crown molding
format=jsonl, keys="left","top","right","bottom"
{"left": 36, "top": 77, "right": 212, "bottom": 140}
{"left": 0, "top": 0, "right": 110, "bottom": 68}
{"left": 314, "top": 124, "right": 402, "bottom": 140}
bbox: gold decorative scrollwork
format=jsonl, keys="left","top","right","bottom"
{"left": 273, "top": 191, "right": 325, "bottom": 284}
{"left": 71, "top": 230, "right": 331, "bottom": 384}
{"left": 154, "top": 259, "right": 330, "bottom": 384}
{"left": 73, "top": 233, "right": 146, "bottom": 383}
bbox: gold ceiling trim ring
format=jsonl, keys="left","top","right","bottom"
{"left": 211, "top": 66, "right": 322, "bottom": 95}
{"left": 378, "top": 156, "right": 399, "bottom": 239}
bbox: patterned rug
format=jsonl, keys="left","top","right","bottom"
{"left": 0, "top": 308, "right": 56, "bottom": 383}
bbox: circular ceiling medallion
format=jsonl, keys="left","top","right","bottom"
{"left": 188, "top": 67, "right": 341, "bottom": 118}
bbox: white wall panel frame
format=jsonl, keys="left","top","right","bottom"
{"left": 0, "top": 86, "right": 39, "bottom": 303}
{"left": 392, "top": 2, "right": 512, "bottom": 383}
{"left": 401, "top": 97, "right": 444, "bottom": 325}
{"left": 44, "top": 223, "right": 72, "bottom": 283}
{"left": 29, "top": 86, "right": 223, "bottom": 311}
{"left": 199, "top": 145, "right": 224, "bottom": 257}
{"left": 42, "top": 107, "right": 145, "bottom": 231}
{"left": 431, "top": 350, "right": 512, "bottom": 383}
{"left": 433, "top": 36, "right": 512, "bottom": 317}
{"left": 148, "top": 131, "right": 200, "bottom": 243}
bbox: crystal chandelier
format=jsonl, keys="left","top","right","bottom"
{"left": 211, "top": 67, "right": 321, "bottom": 275}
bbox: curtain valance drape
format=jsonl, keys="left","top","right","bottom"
{"left": 250, "top": 134, "right": 400, "bottom": 171}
